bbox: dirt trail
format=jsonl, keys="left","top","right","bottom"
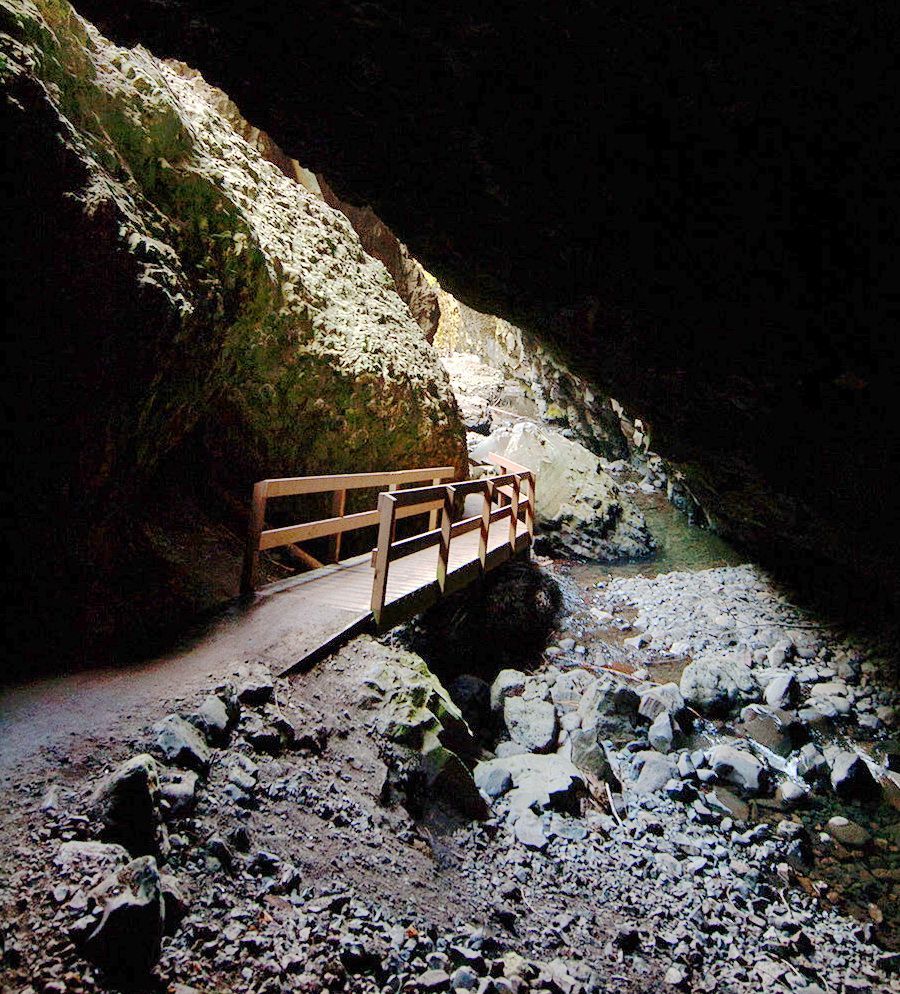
{"left": 0, "top": 582, "right": 359, "bottom": 778}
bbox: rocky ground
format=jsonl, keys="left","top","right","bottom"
{"left": 2, "top": 549, "right": 897, "bottom": 994}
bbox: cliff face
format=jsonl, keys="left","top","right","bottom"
{"left": 433, "top": 292, "right": 629, "bottom": 461}
{"left": 65, "top": 0, "right": 900, "bottom": 619}
{"left": 318, "top": 177, "right": 442, "bottom": 344}
{"left": 0, "top": 0, "right": 466, "bottom": 672}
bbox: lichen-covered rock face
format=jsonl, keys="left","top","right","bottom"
{"left": 470, "top": 422, "right": 653, "bottom": 561}
{"left": 0, "top": 0, "right": 465, "bottom": 671}
{"left": 357, "top": 638, "right": 487, "bottom": 819}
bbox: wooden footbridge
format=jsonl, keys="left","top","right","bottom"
{"left": 240, "top": 454, "right": 536, "bottom": 672}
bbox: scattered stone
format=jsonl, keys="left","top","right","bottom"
{"left": 83, "top": 856, "right": 165, "bottom": 979}
{"left": 764, "top": 672, "right": 800, "bottom": 710}
{"left": 648, "top": 711, "right": 675, "bottom": 754}
{"left": 825, "top": 816, "right": 871, "bottom": 848}
{"left": 503, "top": 695, "right": 558, "bottom": 753}
{"left": 707, "top": 745, "right": 768, "bottom": 794}
{"left": 237, "top": 667, "right": 275, "bottom": 705}
{"left": 638, "top": 683, "right": 685, "bottom": 723}
{"left": 152, "top": 716, "right": 211, "bottom": 774}
{"left": 631, "top": 752, "right": 676, "bottom": 794}
{"left": 92, "top": 754, "right": 162, "bottom": 856}
{"left": 187, "top": 694, "right": 231, "bottom": 746}
{"left": 490, "top": 670, "right": 526, "bottom": 712}
{"left": 159, "top": 770, "right": 199, "bottom": 819}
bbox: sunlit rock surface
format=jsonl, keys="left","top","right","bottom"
{"left": 471, "top": 422, "right": 653, "bottom": 561}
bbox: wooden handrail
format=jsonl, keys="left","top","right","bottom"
{"left": 261, "top": 466, "right": 455, "bottom": 499}
{"left": 241, "top": 465, "right": 454, "bottom": 594}
{"left": 369, "top": 457, "right": 535, "bottom": 623}
{"left": 242, "top": 457, "right": 536, "bottom": 621}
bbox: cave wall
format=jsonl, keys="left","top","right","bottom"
{"left": 62, "top": 0, "right": 900, "bottom": 617}
{"left": 0, "top": 0, "right": 466, "bottom": 675}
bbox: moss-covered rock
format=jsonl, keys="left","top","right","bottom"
{"left": 359, "top": 639, "right": 488, "bottom": 819}
{"left": 0, "top": 0, "right": 466, "bottom": 669}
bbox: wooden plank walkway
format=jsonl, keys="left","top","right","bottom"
{"left": 241, "top": 457, "right": 536, "bottom": 673}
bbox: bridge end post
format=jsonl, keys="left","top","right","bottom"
{"left": 241, "top": 481, "right": 268, "bottom": 597}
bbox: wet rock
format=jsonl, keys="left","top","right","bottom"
{"left": 825, "top": 816, "right": 871, "bottom": 848}
{"left": 92, "top": 754, "right": 162, "bottom": 856}
{"left": 707, "top": 745, "right": 768, "bottom": 794}
{"left": 638, "top": 682, "right": 685, "bottom": 723}
{"left": 738, "top": 704, "right": 804, "bottom": 758}
{"left": 490, "top": 670, "right": 526, "bottom": 712}
{"left": 775, "top": 780, "right": 810, "bottom": 808}
{"left": 829, "top": 751, "right": 882, "bottom": 803}
{"left": 83, "top": 856, "right": 165, "bottom": 980}
{"left": 764, "top": 672, "right": 800, "bottom": 710}
{"left": 153, "top": 715, "right": 211, "bottom": 774}
{"left": 707, "top": 786, "right": 750, "bottom": 821}
{"left": 680, "top": 656, "right": 757, "bottom": 715}
{"left": 796, "top": 743, "right": 829, "bottom": 785}
{"left": 503, "top": 696, "right": 558, "bottom": 753}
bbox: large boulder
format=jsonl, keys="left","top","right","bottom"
{"left": 680, "top": 656, "right": 758, "bottom": 716}
{"left": 707, "top": 745, "right": 769, "bottom": 795}
{"left": 470, "top": 421, "right": 652, "bottom": 560}
{"left": 92, "top": 754, "right": 163, "bottom": 857}
{"left": 358, "top": 639, "right": 486, "bottom": 818}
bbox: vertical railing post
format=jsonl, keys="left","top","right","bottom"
{"left": 371, "top": 492, "right": 397, "bottom": 623}
{"left": 478, "top": 480, "right": 492, "bottom": 569}
{"left": 328, "top": 489, "right": 347, "bottom": 563}
{"left": 241, "top": 481, "right": 268, "bottom": 596}
{"left": 428, "top": 476, "right": 442, "bottom": 530}
{"left": 525, "top": 472, "right": 536, "bottom": 541}
{"left": 508, "top": 474, "right": 520, "bottom": 552}
{"left": 436, "top": 485, "right": 455, "bottom": 591}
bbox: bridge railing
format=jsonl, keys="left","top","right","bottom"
{"left": 241, "top": 465, "right": 455, "bottom": 594}
{"left": 370, "top": 453, "right": 535, "bottom": 623}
